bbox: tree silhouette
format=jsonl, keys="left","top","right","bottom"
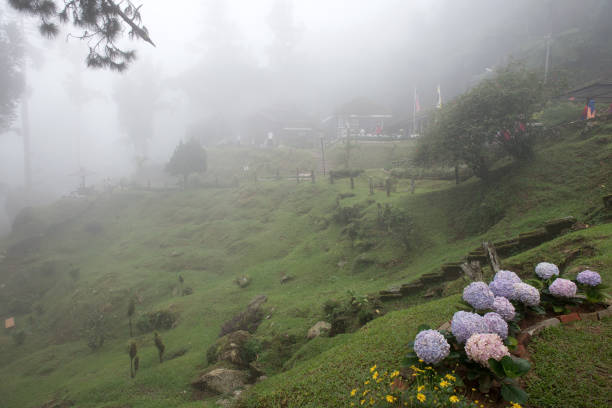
{"left": 166, "top": 139, "right": 207, "bottom": 186}
{"left": 127, "top": 297, "right": 135, "bottom": 337}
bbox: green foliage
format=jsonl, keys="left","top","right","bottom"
{"left": 83, "top": 309, "right": 106, "bottom": 351}
{"left": 11, "top": 330, "right": 26, "bottom": 346}
{"left": 416, "top": 64, "right": 550, "bottom": 180}
{"left": 165, "top": 139, "right": 208, "bottom": 183}
{"left": 135, "top": 310, "right": 176, "bottom": 334}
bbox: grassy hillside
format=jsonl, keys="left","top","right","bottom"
{"left": 0, "top": 123, "right": 610, "bottom": 408}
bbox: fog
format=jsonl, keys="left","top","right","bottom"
{"left": 0, "top": 0, "right": 591, "bottom": 233}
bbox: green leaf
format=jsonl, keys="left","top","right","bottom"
{"left": 526, "top": 278, "right": 544, "bottom": 290}
{"left": 479, "top": 374, "right": 492, "bottom": 393}
{"left": 416, "top": 324, "right": 431, "bottom": 332}
{"left": 530, "top": 305, "right": 547, "bottom": 315}
{"left": 501, "top": 383, "right": 528, "bottom": 404}
{"left": 552, "top": 304, "right": 565, "bottom": 313}
{"left": 467, "top": 369, "right": 480, "bottom": 380}
{"left": 488, "top": 358, "right": 506, "bottom": 378}
{"left": 505, "top": 336, "right": 518, "bottom": 349}
{"left": 501, "top": 355, "right": 531, "bottom": 378}
{"left": 447, "top": 351, "right": 461, "bottom": 360}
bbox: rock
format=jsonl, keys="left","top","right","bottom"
{"left": 234, "top": 276, "right": 251, "bottom": 288}
{"left": 191, "top": 368, "right": 249, "bottom": 395}
{"left": 219, "top": 295, "right": 267, "bottom": 337}
{"left": 256, "top": 375, "right": 268, "bottom": 383}
{"left": 597, "top": 306, "right": 612, "bottom": 320}
{"left": 207, "top": 331, "right": 253, "bottom": 367}
{"left": 280, "top": 274, "right": 294, "bottom": 284}
{"left": 526, "top": 318, "right": 561, "bottom": 336}
{"left": 216, "top": 398, "right": 232, "bottom": 408}
{"left": 307, "top": 321, "right": 332, "bottom": 339}
{"left": 170, "top": 251, "right": 183, "bottom": 257}
{"left": 580, "top": 311, "right": 599, "bottom": 321}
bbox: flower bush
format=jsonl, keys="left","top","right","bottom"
{"left": 483, "top": 312, "right": 508, "bottom": 340}
{"left": 464, "top": 333, "right": 509, "bottom": 367}
{"left": 513, "top": 282, "right": 540, "bottom": 306}
{"left": 451, "top": 311, "right": 486, "bottom": 344}
{"left": 489, "top": 279, "right": 516, "bottom": 299}
{"left": 576, "top": 270, "right": 602, "bottom": 286}
{"left": 492, "top": 297, "right": 515, "bottom": 321}
{"left": 414, "top": 330, "right": 450, "bottom": 364}
{"left": 462, "top": 282, "right": 494, "bottom": 310}
{"left": 548, "top": 278, "right": 577, "bottom": 298}
{"left": 494, "top": 270, "right": 521, "bottom": 283}
{"left": 535, "top": 262, "right": 559, "bottom": 280}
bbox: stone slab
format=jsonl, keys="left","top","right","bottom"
{"left": 597, "top": 307, "right": 612, "bottom": 320}
{"left": 526, "top": 318, "right": 561, "bottom": 336}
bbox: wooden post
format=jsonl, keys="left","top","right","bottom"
{"left": 483, "top": 241, "right": 501, "bottom": 273}
{"left": 350, "top": 175, "right": 354, "bottom": 190}
{"left": 311, "top": 170, "right": 315, "bottom": 183}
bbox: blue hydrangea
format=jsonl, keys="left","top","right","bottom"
{"left": 576, "top": 270, "right": 602, "bottom": 286}
{"left": 451, "top": 311, "right": 487, "bottom": 343}
{"left": 494, "top": 270, "right": 521, "bottom": 283}
{"left": 514, "top": 282, "right": 540, "bottom": 306}
{"left": 483, "top": 312, "right": 508, "bottom": 339}
{"left": 463, "top": 282, "right": 495, "bottom": 310}
{"left": 535, "top": 262, "right": 559, "bottom": 279}
{"left": 413, "top": 329, "right": 450, "bottom": 364}
{"left": 492, "top": 296, "right": 516, "bottom": 321}
{"left": 489, "top": 279, "right": 516, "bottom": 299}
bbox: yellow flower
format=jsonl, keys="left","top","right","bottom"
{"left": 385, "top": 395, "right": 396, "bottom": 403}
{"left": 362, "top": 390, "right": 370, "bottom": 396}
{"left": 418, "top": 359, "right": 424, "bottom": 363}
{"left": 445, "top": 374, "right": 456, "bottom": 381}
{"left": 449, "top": 395, "right": 459, "bottom": 404}
{"left": 475, "top": 401, "right": 479, "bottom": 404}
{"left": 471, "top": 388, "right": 477, "bottom": 391}
{"left": 439, "top": 380, "right": 450, "bottom": 388}
{"left": 510, "top": 404, "right": 523, "bottom": 408}
{"left": 364, "top": 380, "right": 370, "bottom": 385}
{"left": 360, "top": 399, "right": 365, "bottom": 406}
{"left": 425, "top": 366, "right": 433, "bottom": 370}
{"left": 390, "top": 370, "right": 400, "bottom": 378}
{"left": 417, "top": 385, "right": 425, "bottom": 392}
{"left": 372, "top": 371, "right": 379, "bottom": 380}
{"left": 416, "top": 393, "right": 426, "bottom": 403}
{"left": 351, "top": 389, "right": 357, "bottom": 397}
{"left": 369, "top": 398, "right": 374, "bottom": 405}
{"left": 370, "top": 364, "right": 377, "bottom": 373}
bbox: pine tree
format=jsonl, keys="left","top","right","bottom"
{"left": 166, "top": 139, "right": 208, "bottom": 187}
{"left": 7, "top": 0, "right": 154, "bottom": 71}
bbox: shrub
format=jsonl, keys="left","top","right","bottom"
{"left": 12, "top": 330, "right": 26, "bottom": 346}
{"left": 136, "top": 310, "right": 177, "bottom": 334}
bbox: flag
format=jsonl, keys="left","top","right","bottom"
{"left": 436, "top": 85, "right": 442, "bottom": 108}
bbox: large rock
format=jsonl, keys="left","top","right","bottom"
{"left": 207, "top": 330, "right": 253, "bottom": 367}
{"left": 192, "top": 368, "right": 249, "bottom": 395}
{"left": 307, "top": 321, "right": 331, "bottom": 339}
{"left": 219, "top": 295, "right": 267, "bottom": 337}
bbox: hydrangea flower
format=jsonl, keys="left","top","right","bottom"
{"left": 492, "top": 296, "right": 516, "bottom": 321}
{"left": 451, "top": 311, "right": 486, "bottom": 343}
{"left": 483, "top": 312, "right": 508, "bottom": 339}
{"left": 535, "top": 262, "right": 559, "bottom": 279}
{"left": 494, "top": 270, "right": 521, "bottom": 283}
{"left": 413, "top": 329, "right": 450, "bottom": 364}
{"left": 489, "top": 279, "right": 516, "bottom": 299}
{"left": 548, "top": 278, "right": 577, "bottom": 298}
{"left": 576, "top": 270, "right": 602, "bottom": 286}
{"left": 513, "top": 282, "right": 540, "bottom": 306}
{"left": 464, "top": 333, "right": 510, "bottom": 367}
{"left": 463, "top": 282, "right": 495, "bottom": 310}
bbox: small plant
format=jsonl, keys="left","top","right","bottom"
{"left": 12, "top": 330, "right": 26, "bottom": 346}
{"left": 128, "top": 341, "right": 138, "bottom": 378}
{"left": 575, "top": 269, "right": 609, "bottom": 303}
{"left": 154, "top": 332, "right": 165, "bottom": 363}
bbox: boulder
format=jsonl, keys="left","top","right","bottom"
{"left": 234, "top": 276, "right": 251, "bottom": 288}
{"left": 525, "top": 318, "right": 561, "bottom": 336}
{"left": 307, "top": 321, "right": 331, "bottom": 339}
{"left": 191, "top": 368, "right": 249, "bottom": 395}
{"left": 280, "top": 274, "right": 294, "bottom": 284}
{"left": 219, "top": 295, "right": 267, "bottom": 337}
{"left": 207, "top": 330, "right": 253, "bottom": 367}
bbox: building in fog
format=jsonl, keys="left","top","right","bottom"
{"left": 242, "top": 107, "right": 321, "bottom": 148}
{"left": 323, "top": 98, "right": 393, "bottom": 141}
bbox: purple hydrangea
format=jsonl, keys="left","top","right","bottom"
{"left": 489, "top": 279, "right": 516, "bottom": 299}
{"left": 514, "top": 282, "right": 540, "bottom": 306}
{"left": 483, "top": 312, "right": 508, "bottom": 339}
{"left": 494, "top": 270, "right": 521, "bottom": 283}
{"left": 451, "top": 311, "right": 487, "bottom": 343}
{"left": 576, "top": 270, "right": 602, "bottom": 286}
{"left": 549, "top": 278, "right": 577, "bottom": 298}
{"left": 535, "top": 262, "right": 560, "bottom": 279}
{"left": 413, "top": 329, "right": 450, "bottom": 364}
{"left": 463, "top": 282, "right": 495, "bottom": 310}
{"left": 465, "top": 333, "right": 509, "bottom": 367}
{"left": 492, "top": 296, "right": 516, "bottom": 321}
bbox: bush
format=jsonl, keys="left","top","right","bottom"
{"left": 12, "top": 330, "right": 26, "bottom": 346}
{"left": 136, "top": 310, "right": 177, "bottom": 334}
{"left": 83, "top": 311, "right": 106, "bottom": 350}
{"left": 332, "top": 205, "right": 362, "bottom": 225}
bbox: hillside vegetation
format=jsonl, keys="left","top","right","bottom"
{"left": 0, "top": 124, "right": 610, "bottom": 408}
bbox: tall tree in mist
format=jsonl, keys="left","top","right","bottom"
{"left": 0, "top": 19, "right": 24, "bottom": 131}
{"left": 113, "top": 60, "right": 162, "bottom": 165}
{"left": 7, "top": 0, "right": 154, "bottom": 71}
{"left": 166, "top": 139, "right": 207, "bottom": 186}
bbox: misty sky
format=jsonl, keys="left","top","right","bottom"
{"left": 0, "top": 0, "right": 559, "bottom": 208}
